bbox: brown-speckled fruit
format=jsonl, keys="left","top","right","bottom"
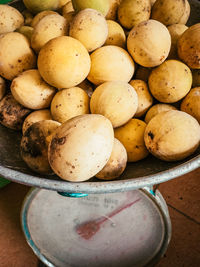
{"left": 48, "top": 114, "right": 114, "bottom": 182}
{"left": 118, "top": 0, "right": 151, "bottom": 29}
{"left": 181, "top": 87, "right": 200, "bottom": 123}
{"left": 95, "top": 138, "right": 127, "bottom": 180}
{"left": 127, "top": 20, "right": 171, "bottom": 67}
{"left": 0, "top": 93, "right": 31, "bottom": 131}
{"left": 178, "top": 23, "right": 200, "bottom": 69}
{"left": 0, "top": 5, "right": 24, "bottom": 34}
{"left": 148, "top": 60, "right": 192, "bottom": 103}
{"left": 0, "top": 32, "right": 36, "bottom": 81}
{"left": 151, "top": 0, "right": 190, "bottom": 26}
{"left": 69, "top": 8, "right": 108, "bottom": 52}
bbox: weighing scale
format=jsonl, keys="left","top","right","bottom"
{"left": 0, "top": 0, "right": 200, "bottom": 266}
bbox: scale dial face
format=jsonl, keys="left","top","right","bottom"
{"left": 23, "top": 189, "right": 169, "bottom": 267}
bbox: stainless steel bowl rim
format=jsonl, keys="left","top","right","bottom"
{"left": 1, "top": 154, "right": 199, "bottom": 193}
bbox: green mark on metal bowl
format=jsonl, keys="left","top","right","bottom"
{"left": 0, "top": 177, "right": 10, "bottom": 188}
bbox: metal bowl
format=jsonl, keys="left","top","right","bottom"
{"left": 0, "top": 0, "right": 200, "bottom": 194}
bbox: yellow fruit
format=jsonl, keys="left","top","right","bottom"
{"left": 87, "top": 45, "right": 135, "bottom": 85}
{"left": 127, "top": 20, "right": 171, "bottom": 67}
{"left": 38, "top": 36, "right": 91, "bottom": 88}
{"left": 129, "top": 79, "right": 153, "bottom": 117}
{"left": 118, "top": 0, "right": 151, "bottom": 29}
{"left": 106, "top": 0, "right": 121, "bottom": 20}
{"left": 69, "top": 9, "right": 108, "bottom": 52}
{"left": 148, "top": 60, "right": 192, "bottom": 103}
{"left": 0, "top": 5, "right": 24, "bottom": 34}
{"left": 105, "top": 20, "right": 126, "bottom": 48}
{"left": 48, "top": 114, "right": 114, "bottom": 182}
{"left": 31, "top": 14, "right": 68, "bottom": 53}
{"left": 0, "top": 32, "right": 36, "bottom": 80}
{"left": 90, "top": 81, "right": 138, "bottom": 128}
{"left": 181, "top": 87, "right": 200, "bottom": 124}
{"left": 145, "top": 104, "right": 177, "bottom": 124}
{"left": 178, "top": 23, "right": 200, "bottom": 69}
{"left": 167, "top": 24, "right": 188, "bottom": 59}
{"left": 31, "top": 10, "right": 58, "bottom": 28}
{"left": 151, "top": 0, "right": 190, "bottom": 26}
{"left": 96, "top": 138, "right": 127, "bottom": 180}
{"left": 144, "top": 110, "right": 200, "bottom": 161}
{"left": 114, "top": 119, "right": 149, "bottom": 162}
{"left": 50, "top": 87, "right": 90, "bottom": 123}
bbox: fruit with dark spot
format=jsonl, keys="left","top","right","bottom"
{"left": 105, "top": 20, "right": 126, "bottom": 48}
{"left": 20, "top": 120, "right": 61, "bottom": 174}
{"left": 22, "top": 109, "right": 52, "bottom": 135}
{"left": 0, "top": 93, "right": 31, "bottom": 131}
{"left": 48, "top": 114, "right": 114, "bottom": 182}
{"left": 106, "top": 0, "right": 121, "bottom": 20}
{"left": 144, "top": 110, "right": 200, "bottom": 161}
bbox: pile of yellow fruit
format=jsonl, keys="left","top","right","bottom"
{"left": 0, "top": 0, "right": 199, "bottom": 182}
